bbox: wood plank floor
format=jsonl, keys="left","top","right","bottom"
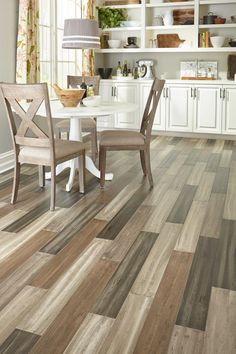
{"left": 0, "top": 136, "right": 236, "bottom": 353}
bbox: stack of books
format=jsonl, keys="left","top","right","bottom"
{"left": 199, "top": 32, "right": 211, "bottom": 48}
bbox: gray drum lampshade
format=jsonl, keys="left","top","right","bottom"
{"left": 62, "top": 18, "right": 100, "bottom": 49}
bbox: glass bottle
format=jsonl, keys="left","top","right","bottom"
{"left": 87, "top": 84, "right": 94, "bottom": 96}
{"left": 116, "top": 61, "right": 122, "bottom": 77}
{"left": 123, "top": 60, "right": 128, "bottom": 77}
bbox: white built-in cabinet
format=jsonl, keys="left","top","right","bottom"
{"left": 99, "top": 80, "right": 236, "bottom": 136}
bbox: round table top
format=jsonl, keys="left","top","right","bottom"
{"left": 49, "top": 100, "right": 138, "bottom": 119}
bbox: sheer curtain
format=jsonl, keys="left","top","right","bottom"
{"left": 16, "top": 0, "right": 40, "bottom": 83}
{"left": 82, "top": 0, "right": 95, "bottom": 76}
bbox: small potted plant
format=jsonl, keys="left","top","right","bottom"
{"left": 97, "top": 6, "right": 127, "bottom": 29}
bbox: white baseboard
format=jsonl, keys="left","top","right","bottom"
{"left": 0, "top": 150, "right": 14, "bottom": 174}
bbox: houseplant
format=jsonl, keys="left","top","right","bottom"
{"left": 97, "top": 7, "right": 127, "bottom": 29}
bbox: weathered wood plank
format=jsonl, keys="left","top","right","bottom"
{"left": 168, "top": 325, "right": 204, "bottom": 354}
{"left": 0, "top": 329, "right": 40, "bottom": 354}
{"left": 201, "top": 193, "right": 225, "bottom": 239}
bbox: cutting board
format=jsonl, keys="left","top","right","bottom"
{"left": 227, "top": 55, "right": 236, "bottom": 80}
{"left": 156, "top": 34, "right": 185, "bottom": 48}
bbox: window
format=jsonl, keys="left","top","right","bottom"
{"left": 39, "top": 0, "right": 82, "bottom": 88}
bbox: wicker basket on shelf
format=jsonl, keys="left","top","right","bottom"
{"left": 52, "top": 84, "right": 85, "bottom": 107}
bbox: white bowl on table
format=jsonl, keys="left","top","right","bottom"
{"left": 82, "top": 95, "right": 101, "bottom": 107}
{"left": 108, "top": 39, "right": 121, "bottom": 49}
{"left": 210, "top": 36, "right": 225, "bottom": 48}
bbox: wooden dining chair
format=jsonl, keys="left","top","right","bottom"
{"left": 0, "top": 82, "right": 85, "bottom": 211}
{"left": 99, "top": 78, "right": 165, "bottom": 188}
{"left": 55, "top": 75, "right": 100, "bottom": 162}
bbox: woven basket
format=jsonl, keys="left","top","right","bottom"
{"left": 52, "top": 84, "right": 85, "bottom": 107}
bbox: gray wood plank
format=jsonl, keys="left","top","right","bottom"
{"left": 167, "top": 185, "right": 197, "bottom": 224}
{"left": 176, "top": 236, "right": 218, "bottom": 331}
{"left": 205, "top": 153, "right": 221, "bottom": 173}
{"left": 0, "top": 329, "right": 40, "bottom": 354}
{"left": 212, "top": 167, "right": 229, "bottom": 194}
{"left": 213, "top": 220, "right": 236, "bottom": 291}
{"left": 92, "top": 231, "right": 158, "bottom": 318}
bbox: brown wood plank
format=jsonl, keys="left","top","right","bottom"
{"left": 25, "top": 259, "right": 118, "bottom": 354}
{"left": 176, "top": 237, "right": 218, "bottom": 331}
{"left": 0, "top": 329, "right": 40, "bottom": 354}
{"left": 134, "top": 251, "right": 193, "bottom": 354}
{"left": 93, "top": 231, "right": 158, "bottom": 318}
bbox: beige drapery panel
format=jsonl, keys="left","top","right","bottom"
{"left": 82, "top": 0, "right": 95, "bottom": 76}
{"left": 16, "top": 0, "right": 40, "bottom": 83}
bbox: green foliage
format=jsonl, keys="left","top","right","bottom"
{"left": 97, "top": 7, "right": 127, "bottom": 29}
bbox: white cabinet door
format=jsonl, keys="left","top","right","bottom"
{"left": 98, "top": 82, "right": 114, "bottom": 129}
{"left": 166, "top": 85, "right": 193, "bottom": 132}
{"left": 222, "top": 86, "right": 236, "bottom": 134}
{"left": 139, "top": 83, "right": 166, "bottom": 131}
{"left": 114, "top": 83, "right": 139, "bottom": 129}
{"left": 193, "top": 85, "right": 222, "bottom": 134}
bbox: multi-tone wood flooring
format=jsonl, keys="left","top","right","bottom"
{"left": 0, "top": 136, "right": 236, "bottom": 354}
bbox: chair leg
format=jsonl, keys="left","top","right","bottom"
{"left": 144, "top": 145, "right": 153, "bottom": 188}
{"left": 11, "top": 160, "right": 21, "bottom": 204}
{"left": 140, "top": 150, "right": 147, "bottom": 176}
{"left": 50, "top": 165, "right": 56, "bottom": 211}
{"left": 79, "top": 151, "right": 85, "bottom": 194}
{"left": 99, "top": 147, "right": 106, "bottom": 189}
{"left": 91, "top": 127, "right": 98, "bottom": 162}
{"left": 38, "top": 165, "right": 45, "bottom": 187}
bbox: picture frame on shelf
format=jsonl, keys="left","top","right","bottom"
{"left": 197, "top": 60, "right": 218, "bottom": 79}
{"left": 180, "top": 60, "right": 197, "bottom": 79}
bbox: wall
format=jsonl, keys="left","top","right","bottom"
{"left": 0, "top": 0, "right": 19, "bottom": 154}
{"left": 96, "top": 52, "right": 230, "bottom": 80}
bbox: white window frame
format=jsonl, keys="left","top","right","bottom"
{"left": 39, "top": 0, "right": 82, "bottom": 88}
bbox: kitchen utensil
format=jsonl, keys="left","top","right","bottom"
{"left": 203, "top": 12, "right": 217, "bottom": 24}
{"left": 210, "top": 36, "right": 225, "bottom": 47}
{"left": 97, "top": 68, "right": 113, "bottom": 79}
{"left": 156, "top": 34, "right": 185, "bottom": 48}
{"left": 108, "top": 39, "right": 121, "bottom": 48}
{"left": 136, "top": 59, "right": 154, "bottom": 79}
{"left": 83, "top": 95, "right": 101, "bottom": 107}
{"left": 227, "top": 55, "right": 236, "bottom": 80}
{"left": 52, "top": 84, "right": 85, "bottom": 107}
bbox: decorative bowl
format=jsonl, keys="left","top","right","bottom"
{"left": 229, "top": 40, "right": 236, "bottom": 47}
{"left": 120, "top": 20, "right": 140, "bottom": 27}
{"left": 52, "top": 84, "right": 85, "bottom": 107}
{"left": 214, "top": 17, "right": 226, "bottom": 24}
{"left": 83, "top": 95, "right": 101, "bottom": 107}
{"left": 210, "top": 36, "right": 225, "bottom": 47}
{"left": 108, "top": 39, "right": 121, "bottom": 48}
{"left": 97, "top": 68, "right": 113, "bottom": 79}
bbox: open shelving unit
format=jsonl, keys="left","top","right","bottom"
{"left": 96, "top": 0, "right": 236, "bottom": 53}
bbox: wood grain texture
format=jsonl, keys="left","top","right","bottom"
{"left": 204, "top": 287, "right": 236, "bottom": 354}
{"left": 27, "top": 259, "right": 118, "bottom": 354}
{"left": 201, "top": 193, "right": 225, "bottom": 239}
{"left": 213, "top": 220, "right": 236, "bottom": 291}
{"left": 63, "top": 313, "right": 114, "bottom": 354}
{"left": 131, "top": 223, "right": 182, "bottom": 297}
{"left": 143, "top": 189, "right": 180, "bottom": 233}
{"left": 212, "top": 167, "right": 229, "bottom": 194}
{"left": 167, "top": 325, "right": 204, "bottom": 354}
{"left": 194, "top": 172, "right": 215, "bottom": 202}
{"left": 205, "top": 153, "right": 221, "bottom": 172}
{"left": 0, "top": 286, "right": 46, "bottom": 345}
{"left": 187, "top": 162, "right": 206, "bottom": 186}
{"left": 167, "top": 185, "right": 197, "bottom": 224}
{"left": 17, "top": 239, "right": 110, "bottom": 335}
{"left": 93, "top": 231, "right": 158, "bottom": 318}
{"left": 175, "top": 201, "right": 207, "bottom": 253}
{"left": 0, "top": 252, "right": 53, "bottom": 310}
{"left": 0, "top": 329, "right": 40, "bottom": 354}
{"left": 220, "top": 149, "right": 232, "bottom": 168}
{"left": 102, "top": 205, "right": 153, "bottom": 263}
{"left": 98, "top": 293, "right": 152, "bottom": 354}
{"left": 176, "top": 237, "right": 218, "bottom": 331}
{"left": 134, "top": 251, "right": 193, "bottom": 354}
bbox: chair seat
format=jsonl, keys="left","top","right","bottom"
{"left": 100, "top": 130, "right": 145, "bottom": 147}
{"left": 19, "top": 139, "right": 84, "bottom": 165}
{"left": 56, "top": 118, "right": 96, "bottom": 132}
